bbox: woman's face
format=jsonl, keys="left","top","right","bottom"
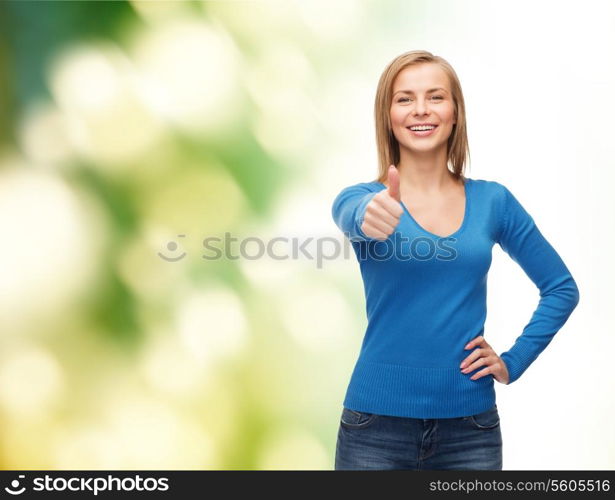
{"left": 389, "top": 63, "right": 456, "bottom": 155}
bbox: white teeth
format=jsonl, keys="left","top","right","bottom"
{"left": 410, "top": 125, "right": 436, "bottom": 131}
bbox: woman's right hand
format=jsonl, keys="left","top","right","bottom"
{"left": 361, "top": 165, "right": 404, "bottom": 241}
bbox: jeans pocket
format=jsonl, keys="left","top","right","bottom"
{"left": 340, "top": 407, "right": 378, "bottom": 429}
{"left": 468, "top": 404, "right": 500, "bottom": 430}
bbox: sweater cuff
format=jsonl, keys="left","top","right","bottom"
{"left": 499, "top": 347, "right": 537, "bottom": 385}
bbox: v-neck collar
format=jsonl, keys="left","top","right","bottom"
{"left": 374, "top": 178, "right": 472, "bottom": 239}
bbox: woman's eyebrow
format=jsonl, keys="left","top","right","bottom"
{"left": 394, "top": 88, "right": 448, "bottom": 95}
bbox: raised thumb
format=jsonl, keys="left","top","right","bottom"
{"left": 387, "top": 165, "right": 401, "bottom": 202}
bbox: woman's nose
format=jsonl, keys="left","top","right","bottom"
{"left": 413, "top": 99, "right": 429, "bottom": 115}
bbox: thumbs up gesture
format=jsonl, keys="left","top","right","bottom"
{"left": 361, "top": 165, "right": 404, "bottom": 240}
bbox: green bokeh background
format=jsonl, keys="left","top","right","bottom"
{"left": 0, "top": 0, "right": 386, "bottom": 469}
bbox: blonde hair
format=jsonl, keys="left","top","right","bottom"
{"left": 373, "top": 50, "right": 470, "bottom": 183}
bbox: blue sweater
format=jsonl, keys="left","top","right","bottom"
{"left": 331, "top": 177, "right": 580, "bottom": 418}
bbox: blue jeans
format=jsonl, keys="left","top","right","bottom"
{"left": 335, "top": 404, "right": 503, "bottom": 470}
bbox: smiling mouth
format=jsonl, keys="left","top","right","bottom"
{"left": 406, "top": 125, "right": 438, "bottom": 131}
{"left": 406, "top": 125, "right": 439, "bottom": 137}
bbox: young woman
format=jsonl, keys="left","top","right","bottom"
{"left": 331, "top": 50, "right": 580, "bottom": 470}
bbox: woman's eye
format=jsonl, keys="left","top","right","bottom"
{"left": 397, "top": 96, "right": 444, "bottom": 102}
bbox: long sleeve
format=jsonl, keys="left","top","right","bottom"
{"left": 331, "top": 183, "right": 379, "bottom": 241}
{"left": 496, "top": 183, "right": 580, "bottom": 384}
